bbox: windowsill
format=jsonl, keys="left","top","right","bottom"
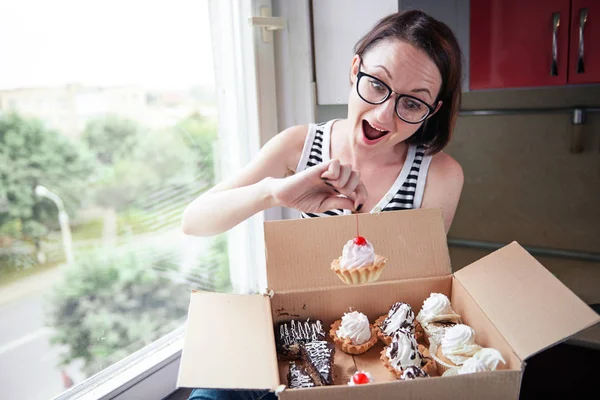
{"left": 53, "top": 325, "right": 185, "bottom": 400}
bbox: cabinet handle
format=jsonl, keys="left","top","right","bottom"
{"left": 577, "top": 8, "right": 588, "bottom": 73}
{"left": 551, "top": 12, "right": 560, "bottom": 76}
{"left": 570, "top": 109, "right": 586, "bottom": 154}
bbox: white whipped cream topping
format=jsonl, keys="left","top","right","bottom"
{"left": 382, "top": 302, "right": 415, "bottom": 336}
{"left": 422, "top": 321, "right": 455, "bottom": 345}
{"left": 339, "top": 239, "right": 375, "bottom": 269}
{"left": 386, "top": 329, "right": 422, "bottom": 371}
{"left": 336, "top": 311, "right": 371, "bottom": 345}
{"left": 473, "top": 348, "right": 506, "bottom": 371}
{"left": 458, "top": 357, "right": 488, "bottom": 374}
{"left": 441, "top": 324, "right": 482, "bottom": 365}
{"left": 416, "top": 293, "right": 461, "bottom": 325}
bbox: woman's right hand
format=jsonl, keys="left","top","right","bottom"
{"left": 181, "top": 125, "right": 368, "bottom": 236}
{"left": 269, "top": 159, "right": 368, "bottom": 213}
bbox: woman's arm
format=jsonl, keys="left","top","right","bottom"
{"left": 181, "top": 125, "right": 368, "bottom": 236}
{"left": 181, "top": 125, "right": 306, "bottom": 236}
{"left": 420, "top": 152, "right": 464, "bottom": 234}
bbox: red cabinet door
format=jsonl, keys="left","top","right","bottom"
{"left": 568, "top": 0, "right": 600, "bottom": 84}
{"left": 470, "top": 0, "right": 570, "bottom": 90}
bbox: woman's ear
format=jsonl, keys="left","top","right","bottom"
{"left": 428, "top": 101, "right": 443, "bottom": 118}
{"left": 349, "top": 55, "right": 361, "bottom": 85}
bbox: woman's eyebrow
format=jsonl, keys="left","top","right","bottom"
{"left": 373, "top": 64, "right": 393, "bottom": 81}
{"left": 374, "top": 64, "right": 434, "bottom": 100}
{"left": 411, "top": 88, "right": 432, "bottom": 99}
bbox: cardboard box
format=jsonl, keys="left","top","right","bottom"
{"left": 177, "top": 209, "right": 599, "bottom": 399}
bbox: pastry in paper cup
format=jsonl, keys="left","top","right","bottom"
{"left": 422, "top": 320, "right": 459, "bottom": 346}
{"left": 374, "top": 302, "right": 421, "bottom": 345}
{"left": 379, "top": 329, "right": 437, "bottom": 378}
{"left": 473, "top": 347, "right": 506, "bottom": 371}
{"left": 329, "top": 311, "right": 378, "bottom": 355}
{"left": 416, "top": 293, "right": 461, "bottom": 325}
{"left": 331, "top": 236, "right": 387, "bottom": 285}
{"left": 416, "top": 293, "right": 461, "bottom": 345}
{"left": 430, "top": 342, "right": 458, "bottom": 374}
{"left": 441, "top": 367, "right": 460, "bottom": 377}
{"left": 442, "top": 357, "right": 489, "bottom": 377}
{"left": 430, "top": 324, "right": 481, "bottom": 374}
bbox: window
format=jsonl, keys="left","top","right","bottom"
{"left": 0, "top": 1, "right": 276, "bottom": 399}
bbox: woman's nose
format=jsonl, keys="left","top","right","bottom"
{"left": 374, "top": 96, "right": 396, "bottom": 125}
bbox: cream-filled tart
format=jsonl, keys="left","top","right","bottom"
{"left": 330, "top": 310, "right": 378, "bottom": 355}
{"left": 331, "top": 236, "right": 387, "bottom": 285}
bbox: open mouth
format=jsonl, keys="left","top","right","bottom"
{"left": 362, "top": 120, "right": 389, "bottom": 142}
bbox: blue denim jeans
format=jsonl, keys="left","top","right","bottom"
{"left": 188, "top": 389, "right": 276, "bottom": 400}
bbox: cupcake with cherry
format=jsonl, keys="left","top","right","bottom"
{"left": 331, "top": 235, "right": 387, "bottom": 285}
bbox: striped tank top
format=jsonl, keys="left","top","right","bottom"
{"left": 295, "top": 119, "right": 432, "bottom": 218}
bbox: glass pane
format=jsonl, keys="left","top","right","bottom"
{"left": 0, "top": 1, "right": 228, "bottom": 399}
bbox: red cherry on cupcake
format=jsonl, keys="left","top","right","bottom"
{"left": 352, "top": 372, "right": 369, "bottom": 384}
{"left": 353, "top": 236, "right": 367, "bottom": 246}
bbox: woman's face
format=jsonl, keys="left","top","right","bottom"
{"left": 347, "top": 39, "right": 442, "bottom": 150}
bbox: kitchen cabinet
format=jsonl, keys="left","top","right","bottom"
{"left": 470, "top": 0, "right": 600, "bottom": 90}
{"left": 569, "top": 0, "right": 600, "bottom": 84}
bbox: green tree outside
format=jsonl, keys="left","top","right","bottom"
{"left": 47, "top": 235, "right": 230, "bottom": 376}
{"left": 82, "top": 114, "right": 213, "bottom": 212}
{"left": 0, "top": 113, "right": 96, "bottom": 273}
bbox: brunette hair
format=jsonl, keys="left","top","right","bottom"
{"left": 353, "top": 10, "right": 463, "bottom": 154}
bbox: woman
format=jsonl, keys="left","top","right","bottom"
{"left": 185, "top": 9, "right": 463, "bottom": 399}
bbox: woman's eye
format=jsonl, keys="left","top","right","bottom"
{"left": 406, "top": 101, "right": 422, "bottom": 110}
{"left": 369, "top": 80, "right": 385, "bottom": 91}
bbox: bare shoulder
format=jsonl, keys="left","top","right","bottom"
{"left": 428, "top": 151, "right": 464, "bottom": 186}
{"left": 264, "top": 124, "right": 310, "bottom": 172}
{"left": 421, "top": 151, "right": 464, "bottom": 233}
{"left": 276, "top": 124, "right": 310, "bottom": 144}
{"left": 208, "top": 124, "right": 311, "bottom": 193}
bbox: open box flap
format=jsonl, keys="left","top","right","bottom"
{"left": 177, "top": 291, "right": 280, "bottom": 390}
{"left": 265, "top": 208, "right": 451, "bottom": 292}
{"left": 455, "top": 242, "right": 600, "bottom": 360}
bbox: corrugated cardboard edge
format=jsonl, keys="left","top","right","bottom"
{"left": 265, "top": 209, "right": 451, "bottom": 293}
{"left": 177, "top": 291, "right": 280, "bottom": 390}
{"left": 455, "top": 241, "right": 600, "bottom": 361}
{"left": 278, "top": 370, "right": 522, "bottom": 399}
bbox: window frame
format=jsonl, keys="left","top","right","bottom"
{"left": 49, "top": 0, "right": 316, "bottom": 398}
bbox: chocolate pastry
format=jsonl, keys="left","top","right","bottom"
{"left": 388, "top": 328, "right": 421, "bottom": 369}
{"left": 287, "top": 361, "right": 316, "bottom": 389}
{"left": 275, "top": 319, "right": 325, "bottom": 359}
{"left": 401, "top": 365, "right": 429, "bottom": 380}
{"left": 300, "top": 340, "right": 335, "bottom": 386}
{"left": 380, "top": 302, "right": 415, "bottom": 333}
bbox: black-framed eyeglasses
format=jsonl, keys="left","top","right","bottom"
{"left": 356, "top": 61, "right": 436, "bottom": 124}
